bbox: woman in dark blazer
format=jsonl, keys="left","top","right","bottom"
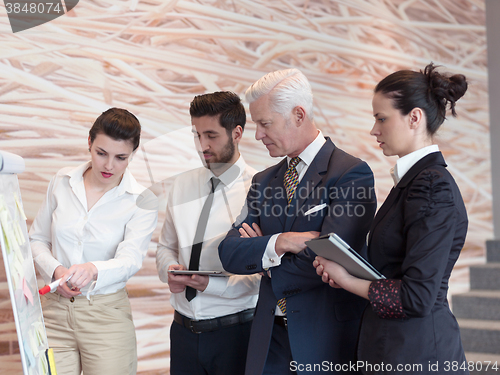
{"left": 314, "top": 63, "right": 469, "bottom": 375}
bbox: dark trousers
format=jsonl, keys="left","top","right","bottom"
{"left": 263, "top": 323, "right": 297, "bottom": 375}
{"left": 170, "top": 319, "right": 252, "bottom": 375}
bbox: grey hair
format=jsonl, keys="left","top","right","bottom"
{"left": 245, "top": 69, "right": 314, "bottom": 120}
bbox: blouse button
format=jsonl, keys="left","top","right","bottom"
{"left": 70, "top": 297, "right": 75, "bottom": 303}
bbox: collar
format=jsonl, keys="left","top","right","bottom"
{"left": 203, "top": 155, "right": 247, "bottom": 189}
{"left": 287, "top": 130, "right": 326, "bottom": 167}
{"left": 65, "top": 161, "right": 144, "bottom": 196}
{"left": 391, "top": 145, "right": 440, "bottom": 186}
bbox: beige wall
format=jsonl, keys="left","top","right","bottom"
{"left": 0, "top": 1, "right": 489, "bottom": 373}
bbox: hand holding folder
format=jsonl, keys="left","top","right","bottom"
{"left": 306, "top": 233, "right": 385, "bottom": 281}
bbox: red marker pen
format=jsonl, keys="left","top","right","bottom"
{"left": 39, "top": 275, "right": 73, "bottom": 295}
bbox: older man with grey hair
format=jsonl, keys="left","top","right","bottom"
{"left": 219, "top": 69, "right": 377, "bottom": 375}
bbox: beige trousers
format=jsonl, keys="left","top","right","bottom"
{"left": 41, "top": 288, "right": 137, "bottom": 375}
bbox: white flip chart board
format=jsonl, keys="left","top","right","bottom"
{"left": 0, "top": 151, "right": 51, "bottom": 375}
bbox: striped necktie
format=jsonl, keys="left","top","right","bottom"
{"left": 278, "top": 157, "right": 301, "bottom": 314}
{"left": 284, "top": 157, "right": 301, "bottom": 204}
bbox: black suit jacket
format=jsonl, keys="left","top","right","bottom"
{"left": 358, "top": 152, "right": 469, "bottom": 374}
{"left": 219, "top": 138, "right": 377, "bottom": 375}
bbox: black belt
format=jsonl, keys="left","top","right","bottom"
{"left": 274, "top": 316, "right": 288, "bottom": 330}
{"left": 174, "top": 308, "right": 255, "bottom": 334}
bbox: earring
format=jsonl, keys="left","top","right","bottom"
{"left": 88, "top": 148, "right": 91, "bottom": 152}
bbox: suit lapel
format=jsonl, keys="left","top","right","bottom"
{"left": 367, "top": 186, "right": 401, "bottom": 246}
{"left": 284, "top": 140, "right": 334, "bottom": 232}
{"left": 270, "top": 159, "right": 288, "bottom": 227}
{"left": 368, "top": 152, "right": 447, "bottom": 245}
{"left": 397, "top": 151, "right": 447, "bottom": 188}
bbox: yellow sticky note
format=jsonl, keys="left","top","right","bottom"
{"left": 11, "top": 273, "right": 20, "bottom": 293}
{"left": 14, "top": 220, "right": 26, "bottom": 246}
{"left": 28, "top": 330, "right": 39, "bottom": 358}
{"left": 14, "top": 193, "right": 27, "bottom": 221}
{"left": 15, "top": 245, "right": 25, "bottom": 263}
{"left": 12, "top": 251, "right": 24, "bottom": 282}
{"left": 2, "top": 219, "right": 20, "bottom": 255}
{"left": 33, "top": 321, "right": 46, "bottom": 346}
{"left": 0, "top": 209, "right": 12, "bottom": 252}
{"left": 10, "top": 250, "right": 24, "bottom": 291}
{"left": 39, "top": 354, "right": 48, "bottom": 375}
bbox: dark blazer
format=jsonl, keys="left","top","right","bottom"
{"left": 219, "top": 138, "right": 377, "bottom": 375}
{"left": 358, "top": 152, "right": 469, "bottom": 375}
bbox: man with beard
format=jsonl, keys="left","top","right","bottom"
{"left": 156, "top": 91, "right": 261, "bottom": 375}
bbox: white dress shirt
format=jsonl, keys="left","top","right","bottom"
{"left": 30, "top": 161, "right": 158, "bottom": 297}
{"left": 156, "top": 156, "right": 261, "bottom": 320}
{"left": 390, "top": 145, "right": 440, "bottom": 185}
{"left": 262, "top": 130, "right": 326, "bottom": 269}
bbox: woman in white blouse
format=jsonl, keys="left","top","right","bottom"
{"left": 30, "top": 108, "right": 158, "bottom": 375}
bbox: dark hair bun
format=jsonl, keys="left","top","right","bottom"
{"left": 424, "top": 63, "right": 468, "bottom": 117}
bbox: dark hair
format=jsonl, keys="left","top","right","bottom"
{"left": 189, "top": 91, "right": 246, "bottom": 133}
{"left": 89, "top": 108, "right": 141, "bottom": 150}
{"left": 375, "top": 63, "right": 468, "bottom": 135}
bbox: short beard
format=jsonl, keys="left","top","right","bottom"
{"left": 206, "top": 136, "right": 236, "bottom": 171}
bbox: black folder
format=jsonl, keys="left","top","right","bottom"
{"left": 306, "top": 233, "right": 385, "bottom": 281}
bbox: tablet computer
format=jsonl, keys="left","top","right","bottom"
{"left": 167, "top": 270, "right": 227, "bottom": 276}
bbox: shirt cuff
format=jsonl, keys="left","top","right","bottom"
{"left": 202, "top": 276, "right": 226, "bottom": 296}
{"left": 368, "top": 279, "right": 407, "bottom": 319}
{"left": 262, "top": 234, "right": 283, "bottom": 270}
{"left": 33, "top": 253, "right": 63, "bottom": 283}
{"left": 89, "top": 260, "right": 121, "bottom": 294}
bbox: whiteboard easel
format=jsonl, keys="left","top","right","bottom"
{"left": 0, "top": 151, "right": 50, "bottom": 375}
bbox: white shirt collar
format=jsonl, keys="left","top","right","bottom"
{"left": 391, "top": 145, "right": 440, "bottom": 186}
{"left": 64, "top": 161, "right": 144, "bottom": 195}
{"left": 203, "top": 155, "right": 247, "bottom": 189}
{"left": 287, "top": 130, "right": 326, "bottom": 167}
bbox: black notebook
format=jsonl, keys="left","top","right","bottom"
{"left": 306, "top": 233, "right": 385, "bottom": 281}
